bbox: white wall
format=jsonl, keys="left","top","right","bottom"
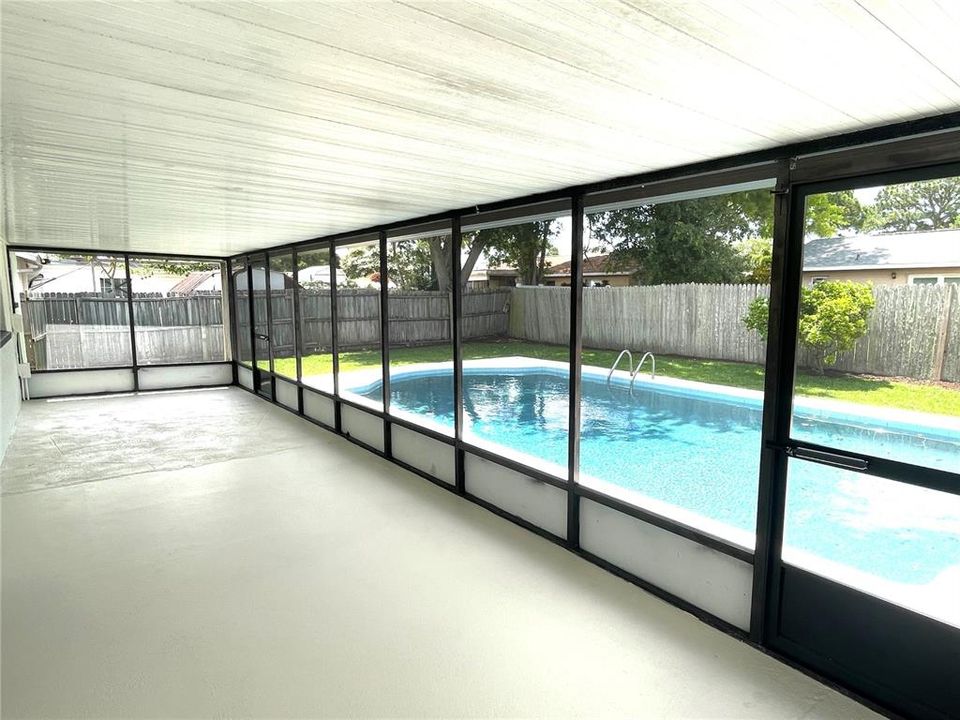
{"left": 237, "top": 365, "right": 254, "bottom": 390}
{"left": 465, "top": 453, "right": 568, "bottom": 539}
{"left": 303, "top": 389, "right": 335, "bottom": 427}
{"left": 341, "top": 405, "right": 384, "bottom": 451}
{"left": 275, "top": 378, "right": 299, "bottom": 410}
{"left": 0, "top": 336, "right": 19, "bottom": 462}
{"left": 579, "top": 499, "right": 753, "bottom": 630}
{"left": 138, "top": 363, "right": 232, "bottom": 390}
{"left": 28, "top": 368, "right": 136, "bottom": 398}
{"left": 1, "top": 238, "right": 22, "bottom": 462}
{"left": 391, "top": 425, "right": 456, "bottom": 486}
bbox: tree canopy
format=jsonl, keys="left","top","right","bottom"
{"left": 337, "top": 222, "right": 561, "bottom": 292}
{"left": 863, "top": 177, "right": 960, "bottom": 232}
{"left": 480, "top": 221, "right": 558, "bottom": 286}
{"left": 590, "top": 193, "right": 757, "bottom": 284}
{"left": 329, "top": 176, "right": 960, "bottom": 291}
{"left": 589, "top": 189, "right": 866, "bottom": 286}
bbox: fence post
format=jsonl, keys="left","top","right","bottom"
{"left": 932, "top": 285, "right": 954, "bottom": 381}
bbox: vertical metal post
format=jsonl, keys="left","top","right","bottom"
{"left": 227, "top": 259, "right": 239, "bottom": 385}
{"left": 246, "top": 259, "right": 256, "bottom": 380}
{"left": 330, "top": 242, "right": 342, "bottom": 432}
{"left": 292, "top": 249, "right": 304, "bottom": 413}
{"left": 123, "top": 255, "right": 139, "bottom": 391}
{"left": 567, "top": 194, "right": 585, "bottom": 548}
{"left": 451, "top": 217, "right": 466, "bottom": 494}
{"left": 263, "top": 252, "right": 275, "bottom": 398}
{"left": 751, "top": 159, "right": 801, "bottom": 643}
{"left": 379, "top": 230, "right": 392, "bottom": 456}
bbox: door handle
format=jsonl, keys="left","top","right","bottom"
{"left": 255, "top": 333, "right": 269, "bottom": 341}
{"left": 783, "top": 445, "right": 869, "bottom": 471}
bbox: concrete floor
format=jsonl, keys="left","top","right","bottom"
{"left": 1, "top": 387, "right": 880, "bottom": 719}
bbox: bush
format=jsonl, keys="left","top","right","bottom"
{"left": 743, "top": 281, "right": 875, "bottom": 373}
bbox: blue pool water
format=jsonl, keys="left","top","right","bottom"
{"left": 362, "top": 368, "right": 960, "bottom": 586}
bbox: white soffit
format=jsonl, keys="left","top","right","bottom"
{"left": 2, "top": 0, "right": 959, "bottom": 256}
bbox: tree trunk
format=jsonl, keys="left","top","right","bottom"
{"left": 460, "top": 238, "right": 487, "bottom": 291}
{"left": 428, "top": 236, "right": 488, "bottom": 292}
{"left": 427, "top": 238, "right": 451, "bottom": 293}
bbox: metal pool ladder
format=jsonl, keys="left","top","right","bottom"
{"left": 606, "top": 349, "right": 633, "bottom": 384}
{"left": 628, "top": 352, "right": 656, "bottom": 395}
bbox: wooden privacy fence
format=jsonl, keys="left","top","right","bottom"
{"left": 24, "top": 291, "right": 223, "bottom": 326}
{"left": 29, "top": 283, "right": 955, "bottom": 381}
{"left": 508, "top": 283, "right": 960, "bottom": 382}
{"left": 818, "top": 283, "right": 960, "bottom": 382}
{"left": 237, "top": 288, "right": 510, "bottom": 357}
{"left": 241, "top": 287, "right": 512, "bottom": 358}
{"left": 22, "top": 291, "right": 225, "bottom": 369}
{"left": 42, "top": 325, "right": 226, "bottom": 367}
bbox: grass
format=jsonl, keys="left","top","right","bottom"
{"left": 269, "top": 338, "right": 960, "bottom": 417}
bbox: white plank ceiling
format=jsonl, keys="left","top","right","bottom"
{"left": 2, "top": 0, "right": 959, "bottom": 257}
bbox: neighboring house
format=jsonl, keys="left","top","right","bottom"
{"left": 232, "top": 268, "right": 296, "bottom": 291}
{"left": 14, "top": 253, "right": 183, "bottom": 296}
{"left": 466, "top": 255, "right": 569, "bottom": 289}
{"left": 467, "top": 266, "right": 520, "bottom": 289}
{"left": 543, "top": 254, "right": 640, "bottom": 287}
{"left": 299, "top": 265, "right": 347, "bottom": 287}
{"left": 802, "top": 229, "right": 960, "bottom": 286}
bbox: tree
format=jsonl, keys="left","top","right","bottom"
{"left": 131, "top": 258, "right": 213, "bottom": 277}
{"left": 380, "top": 223, "right": 559, "bottom": 291}
{"left": 425, "top": 233, "right": 489, "bottom": 293}
{"left": 738, "top": 237, "right": 773, "bottom": 283}
{"left": 481, "top": 221, "right": 558, "bottom": 286}
{"left": 297, "top": 248, "right": 332, "bottom": 270}
{"left": 339, "top": 246, "right": 379, "bottom": 286}
{"left": 804, "top": 191, "right": 866, "bottom": 238}
{"left": 863, "top": 177, "right": 960, "bottom": 232}
{"left": 743, "top": 280, "right": 875, "bottom": 373}
{"left": 590, "top": 188, "right": 867, "bottom": 285}
{"left": 386, "top": 240, "right": 435, "bottom": 290}
{"left": 590, "top": 192, "right": 763, "bottom": 284}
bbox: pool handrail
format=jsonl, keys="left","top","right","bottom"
{"left": 606, "top": 349, "right": 634, "bottom": 384}
{"left": 629, "top": 352, "right": 656, "bottom": 394}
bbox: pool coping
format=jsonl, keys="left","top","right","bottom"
{"left": 327, "top": 356, "right": 960, "bottom": 439}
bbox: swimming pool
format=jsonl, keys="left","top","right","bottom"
{"left": 354, "top": 360, "right": 960, "bottom": 606}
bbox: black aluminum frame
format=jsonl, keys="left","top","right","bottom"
{"left": 750, "top": 160, "right": 960, "bottom": 720}
{"left": 223, "top": 123, "right": 960, "bottom": 720}
{"left": 12, "top": 113, "right": 960, "bottom": 720}
{"left": 6, "top": 247, "right": 231, "bottom": 384}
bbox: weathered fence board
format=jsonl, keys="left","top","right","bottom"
{"left": 509, "top": 287, "right": 571, "bottom": 345}
{"left": 42, "top": 324, "right": 226, "bottom": 368}
{"left": 24, "top": 291, "right": 222, "bottom": 327}
{"left": 943, "top": 285, "right": 960, "bottom": 383}
{"left": 810, "top": 285, "right": 948, "bottom": 380}
{"left": 24, "top": 291, "right": 227, "bottom": 369}
{"left": 32, "top": 283, "right": 954, "bottom": 383}
{"left": 509, "top": 283, "right": 960, "bottom": 382}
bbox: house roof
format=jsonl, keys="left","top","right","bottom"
{"left": 168, "top": 271, "right": 218, "bottom": 294}
{"left": 803, "top": 229, "right": 960, "bottom": 271}
{"left": 545, "top": 254, "right": 638, "bottom": 278}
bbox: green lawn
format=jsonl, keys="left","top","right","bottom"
{"left": 270, "top": 338, "right": 960, "bottom": 417}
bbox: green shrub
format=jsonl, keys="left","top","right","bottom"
{"left": 743, "top": 281, "right": 875, "bottom": 373}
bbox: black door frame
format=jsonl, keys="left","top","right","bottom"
{"left": 756, "top": 161, "right": 960, "bottom": 720}
{"left": 248, "top": 252, "right": 275, "bottom": 399}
